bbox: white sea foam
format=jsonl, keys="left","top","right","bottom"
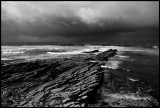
{"left": 1, "top": 45, "right": 158, "bottom": 62}
{"left": 2, "top": 51, "right": 25, "bottom": 54}
{"left": 127, "top": 77, "right": 139, "bottom": 81}
{"left": 108, "top": 93, "right": 152, "bottom": 100}
{"left": 115, "top": 55, "right": 129, "bottom": 59}
{"left": 1, "top": 58, "right": 13, "bottom": 60}
{"left": 101, "top": 60, "right": 121, "bottom": 69}
{"left": 47, "top": 50, "right": 83, "bottom": 55}
{"left": 2, "top": 45, "right": 159, "bottom": 55}
{"left": 152, "top": 46, "right": 159, "bottom": 49}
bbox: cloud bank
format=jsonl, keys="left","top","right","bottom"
{"left": 1, "top": 1, "right": 159, "bottom": 44}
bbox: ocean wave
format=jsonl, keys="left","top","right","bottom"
{"left": 2, "top": 45, "right": 158, "bottom": 54}
{"left": 115, "top": 55, "right": 129, "bottom": 59}
{"left": 2, "top": 51, "right": 25, "bottom": 54}
{"left": 100, "top": 60, "right": 121, "bottom": 69}
{"left": 1, "top": 58, "right": 13, "bottom": 60}
{"left": 47, "top": 50, "right": 83, "bottom": 55}
{"left": 1, "top": 45, "right": 159, "bottom": 62}
{"left": 127, "top": 77, "right": 139, "bottom": 82}
{"left": 24, "top": 49, "right": 67, "bottom": 55}
{"left": 152, "top": 46, "right": 159, "bottom": 49}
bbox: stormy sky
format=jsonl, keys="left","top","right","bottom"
{"left": 1, "top": 1, "right": 159, "bottom": 44}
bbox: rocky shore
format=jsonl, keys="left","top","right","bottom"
{"left": 1, "top": 49, "right": 159, "bottom": 107}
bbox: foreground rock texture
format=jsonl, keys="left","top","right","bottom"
{"left": 1, "top": 49, "right": 159, "bottom": 107}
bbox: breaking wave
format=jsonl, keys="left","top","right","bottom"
{"left": 1, "top": 45, "right": 159, "bottom": 62}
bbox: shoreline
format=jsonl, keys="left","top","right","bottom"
{"left": 1, "top": 49, "right": 159, "bottom": 107}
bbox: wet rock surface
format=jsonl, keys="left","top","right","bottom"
{"left": 95, "top": 49, "right": 117, "bottom": 61}
{"left": 1, "top": 49, "right": 159, "bottom": 107}
{"left": 83, "top": 49, "right": 99, "bottom": 53}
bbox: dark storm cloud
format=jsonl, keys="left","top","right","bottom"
{"left": 1, "top": 1, "right": 159, "bottom": 43}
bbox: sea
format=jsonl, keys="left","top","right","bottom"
{"left": 1, "top": 42, "right": 159, "bottom": 101}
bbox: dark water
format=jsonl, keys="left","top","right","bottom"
{"left": 2, "top": 42, "right": 159, "bottom": 48}
{"left": 120, "top": 51, "right": 159, "bottom": 101}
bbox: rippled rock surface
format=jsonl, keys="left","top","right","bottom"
{"left": 1, "top": 49, "right": 159, "bottom": 107}
{"left": 95, "top": 49, "right": 117, "bottom": 61}
{"left": 1, "top": 54, "right": 104, "bottom": 107}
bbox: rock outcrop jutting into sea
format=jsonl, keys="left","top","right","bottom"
{"left": 1, "top": 49, "right": 159, "bottom": 107}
